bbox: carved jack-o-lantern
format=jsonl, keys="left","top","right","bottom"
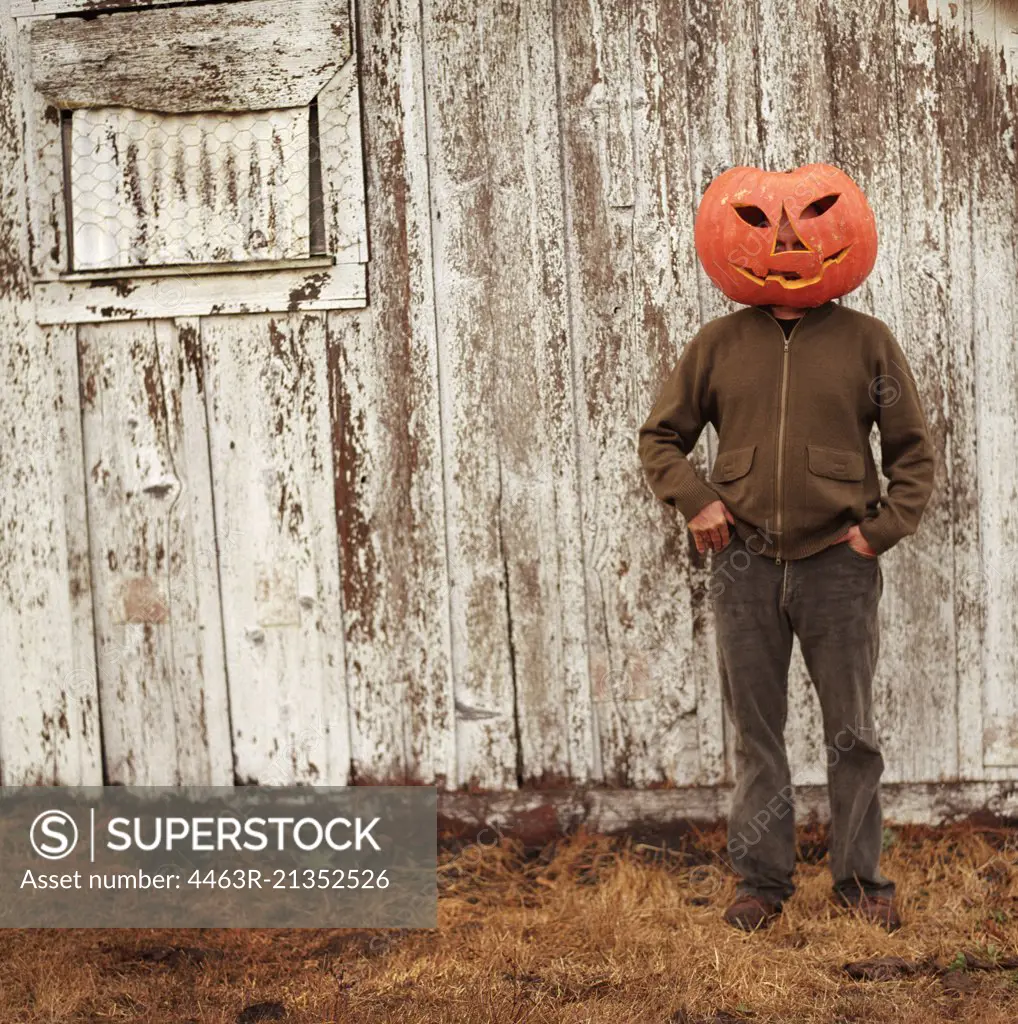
{"left": 693, "top": 163, "right": 878, "bottom": 308}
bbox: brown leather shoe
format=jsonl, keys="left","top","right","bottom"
{"left": 834, "top": 891, "right": 902, "bottom": 932}
{"left": 723, "top": 893, "right": 783, "bottom": 931}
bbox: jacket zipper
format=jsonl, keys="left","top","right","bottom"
{"left": 771, "top": 311, "right": 808, "bottom": 565}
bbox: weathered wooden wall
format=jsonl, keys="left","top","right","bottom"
{"left": 2, "top": 0, "right": 1017, "bottom": 815}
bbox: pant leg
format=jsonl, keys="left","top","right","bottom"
{"left": 711, "top": 533, "right": 797, "bottom": 904}
{"left": 784, "top": 540, "right": 894, "bottom": 899}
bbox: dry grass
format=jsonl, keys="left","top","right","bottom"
{"left": 0, "top": 822, "right": 1016, "bottom": 1023}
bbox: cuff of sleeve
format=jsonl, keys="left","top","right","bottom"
{"left": 671, "top": 476, "right": 721, "bottom": 523}
{"left": 857, "top": 514, "right": 903, "bottom": 556}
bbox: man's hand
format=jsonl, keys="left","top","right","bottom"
{"left": 836, "top": 524, "right": 878, "bottom": 558}
{"left": 688, "top": 500, "right": 736, "bottom": 555}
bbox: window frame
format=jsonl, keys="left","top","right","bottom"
{"left": 14, "top": 0, "right": 369, "bottom": 322}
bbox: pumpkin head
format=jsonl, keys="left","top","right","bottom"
{"left": 693, "top": 163, "right": 878, "bottom": 308}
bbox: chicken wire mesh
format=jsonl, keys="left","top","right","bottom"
{"left": 65, "top": 105, "right": 325, "bottom": 272}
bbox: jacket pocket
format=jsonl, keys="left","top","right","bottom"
{"left": 806, "top": 444, "right": 865, "bottom": 482}
{"left": 802, "top": 444, "right": 868, "bottom": 537}
{"left": 710, "top": 445, "right": 756, "bottom": 483}
{"left": 708, "top": 445, "right": 764, "bottom": 525}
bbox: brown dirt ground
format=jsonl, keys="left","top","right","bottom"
{"left": 0, "top": 821, "right": 1016, "bottom": 1023}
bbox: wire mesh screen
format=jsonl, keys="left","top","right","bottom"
{"left": 64, "top": 105, "right": 325, "bottom": 272}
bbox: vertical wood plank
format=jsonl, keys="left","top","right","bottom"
{"left": 422, "top": 0, "right": 593, "bottom": 787}
{"left": 558, "top": 0, "right": 712, "bottom": 785}
{"left": 935, "top": 0, "right": 983, "bottom": 780}
{"left": 636, "top": 0, "right": 727, "bottom": 782}
{"left": 203, "top": 312, "right": 351, "bottom": 784}
{"left": 78, "top": 318, "right": 232, "bottom": 784}
{"left": 0, "top": 2, "right": 100, "bottom": 784}
{"left": 862, "top": 0, "right": 958, "bottom": 783}
{"left": 684, "top": 0, "right": 764, "bottom": 786}
{"left": 1, "top": 326, "right": 102, "bottom": 783}
{"left": 756, "top": 0, "right": 836, "bottom": 168}
{"left": 15, "top": 17, "right": 66, "bottom": 278}
{"left": 971, "top": 0, "right": 1018, "bottom": 766}
{"left": 160, "top": 317, "right": 235, "bottom": 783}
{"left": 685, "top": 0, "right": 764, "bottom": 312}
{"left": 323, "top": 0, "right": 455, "bottom": 786}
{"left": 822, "top": 0, "right": 906, "bottom": 331}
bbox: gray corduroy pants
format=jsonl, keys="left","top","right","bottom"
{"left": 710, "top": 530, "right": 895, "bottom": 906}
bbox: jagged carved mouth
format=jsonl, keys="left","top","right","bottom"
{"left": 729, "top": 246, "right": 853, "bottom": 289}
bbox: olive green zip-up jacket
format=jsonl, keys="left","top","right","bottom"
{"left": 637, "top": 300, "right": 936, "bottom": 561}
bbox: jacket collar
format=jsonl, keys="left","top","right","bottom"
{"left": 751, "top": 299, "right": 838, "bottom": 328}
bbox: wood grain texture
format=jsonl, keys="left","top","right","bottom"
{"left": 29, "top": 0, "right": 350, "bottom": 113}
{"left": 12, "top": 0, "right": 260, "bottom": 15}
{"left": 323, "top": 0, "right": 452, "bottom": 787}
{"left": 937, "top": 0, "right": 984, "bottom": 782}
{"left": 823, "top": 0, "right": 905, "bottom": 333}
{"left": 867, "top": 0, "right": 958, "bottom": 782}
{"left": 627, "top": 0, "right": 717, "bottom": 784}
{"left": 970, "top": 0, "right": 1018, "bottom": 767}
{"left": 0, "top": 326, "right": 102, "bottom": 784}
{"left": 15, "top": 18, "right": 67, "bottom": 279}
{"left": 557, "top": 0, "right": 708, "bottom": 785}
{"left": 202, "top": 313, "right": 351, "bottom": 785}
{"left": 422, "top": 0, "right": 593, "bottom": 787}
{"left": 0, "top": 1, "right": 100, "bottom": 785}
{"left": 33, "top": 262, "right": 367, "bottom": 324}
{"left": 78, "top": 318, "right": 233, "bottom": 784}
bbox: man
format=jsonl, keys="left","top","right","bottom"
{"left": 638, "top": 166, "right": 936, "bottom": 932}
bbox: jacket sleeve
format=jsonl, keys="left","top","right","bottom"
{"left": 637, "top": 330, "right": 721, "bottom": 522}
{"left": 857, "top": 328, "right": 937, "bottom": 555}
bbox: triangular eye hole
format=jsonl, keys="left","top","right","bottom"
{"left": 802, "top": 194, "right": 840, "bottom": 218}
{"left": 734, "top": 205, "right": 770, "bottom": 228}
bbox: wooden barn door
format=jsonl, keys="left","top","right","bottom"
{"left": 8, "top": 0, "right": 368, "bottom": 785}
{"left": 74, "top": 312, "right": 349, "bottom": 786}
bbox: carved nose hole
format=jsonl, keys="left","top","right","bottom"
{"left": 772, "top": 204, "right": 809, "bottom": 254}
